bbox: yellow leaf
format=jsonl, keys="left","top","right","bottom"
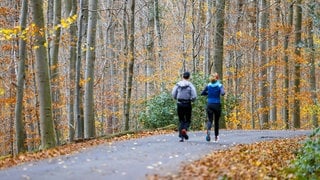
{"left": 236, "top": 31, "right": 243, "bottom": 38}
{"left": 255, "top": 160, "right": 261, "bottom": 166}
{"left": 0, "top": 88, "right": 4, "bottom": 95}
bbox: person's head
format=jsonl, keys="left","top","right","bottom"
{"left": 210, "top": 72, "right": 219, "bottom": 83}
{"left": 183, "top": 71, "right": 190, "bottom": 80}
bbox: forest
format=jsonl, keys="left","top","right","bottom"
{"left": 0, "top": 0, "right": 319, "bottom": 157}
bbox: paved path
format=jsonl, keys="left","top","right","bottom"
{"left": 0, "top": 130, "right": 311, "bottom": 180}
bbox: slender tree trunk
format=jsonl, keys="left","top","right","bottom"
{"left": 249, "top": 0, "right": 258, "bottom": 129}
{"left": 182, "top": 0, "right": 187, "bottom": 71}
{"left": 154, "top": 0, "right": 165, "bottom": 91}
{"left": 74, "top": 0, "right": 87, "bottom": 139}
{"left": 124, "top": 0, "right": 135, "bottom": 131}
{"left": 213, "top": 0, "right": 226, "bottom": 128}
{"left": 307, "top": 0, "right": 318, "bottom": 128}
{"left": 213, "top": 0, "right": 225, "bottom": 77}
{"left": 50, "top": 0, "right": 62, "bottom": 145}
{"left": 122, "top": 0, "right": 129, "bottom": 131}
{"left": 204, "top": 0, "right": 212, "bottom": 76}
{"left": 15, "top": 0, "right": 28, "bottom": 154}
{"left": 30, "top": 0, "right": 56, "bottom": 149}
{"left": 84, "top": 0, "right": 98, "bottom": 138}
{"left": 191, "top": 0, "right": 196, "bottom": 73}
{"left": 283, "top": 3, "right": 294, "bottom": 129}
{"left": 67, "top": 0, "right": 77, "bottom": 141}
{"left": 269, "top": 0, "right": 280, "bottom": 124}
{"left": 258, "top": 0, "right": 269, "bottom": 129}
{"left": 104, "top": 0, "right": 117, "bottom": 134}
{"left": 146, "top": 0, "right": 155, "bottom": 97}
{"left": 293, "top": 0, "right": 302, "bottom": 128}
{"left": 47, "top": 0, "right": 53, "bottom": 67}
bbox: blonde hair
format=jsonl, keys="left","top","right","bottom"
{"left": 209, "top": 73, "right": 219, "bottom": 83}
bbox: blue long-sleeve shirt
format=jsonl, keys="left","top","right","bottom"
{"left": 201, "top": 81, "right": 225, "bottom": 104}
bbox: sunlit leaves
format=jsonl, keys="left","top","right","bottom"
{"left": 0, "top": 88, "right": 4, "bottom": 96}
{"left": 60, "top": 15, "right": 77, "bottom": 29}
{"left": 0, "top": 15, "right": 77, "bottom": 41}
{"left": 0, "top": 27, "right": 21, "bottom": 40}
{"left": 150, "top": 137, "right": 306, "bottom": 179}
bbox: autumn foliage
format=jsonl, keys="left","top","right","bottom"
{"left": 148, "top": 137, "right": 306, "bottom": 180}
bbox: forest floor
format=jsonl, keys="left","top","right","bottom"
{"left": 0, "top": 129, "right": 311, "bottom": 180}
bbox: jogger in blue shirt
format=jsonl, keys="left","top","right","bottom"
{"left": 201, "top": 73, "right": 225, "bottom": 142}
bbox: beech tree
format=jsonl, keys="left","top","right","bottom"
{"left": 50, "top": 0, "right": 62, "bottom": 145}
{"left": 258, "top": 0, "right": 269, "bottom": 129}
{"left": 66, "top": 0, "right": 77, "bottom": 141}
{"left": 293, "top": 0, "right": 302, "bottom": 128}
{"left": 30, "top": 0, "right": 56, "bottom": 149}
{"left": 84, "top": 0, "right": 98, "bottom": 138}
{"left": 74, "top": 0, "right": 88, "bottom": 140}
{"left": 154, "top": 0, "right": 165, "bottom": 91}
{"left": 15, "top": 0, "right": 28, "bottom": 154}
{"left": 124, "top": 0, "right": 135, "bottom": 131}
{"left": 283, "top": 3, "right": 294, "bottom": 129}
{"left": 307, "top": 0, "right": 318, "bottom": 128}
{"left": 213, "top": 0, "right": 226, "bottom": 128}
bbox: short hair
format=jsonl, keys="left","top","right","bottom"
{"left": 210, "top": 73, "right": 219, "bottom": 82}
{"left": 183, "top": 72, "right": 190, "bottom": 79}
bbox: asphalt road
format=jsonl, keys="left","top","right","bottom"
{"left": 0, "top": 130, "right": 311, "bottom": 180}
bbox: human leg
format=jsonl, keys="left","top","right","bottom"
{"left": 177, "top": 103, "right": 184, "bottom": 139}
{"left": 212, "top": 104, "right": 221, "bottom": 141}
{"left": 206, "top": 104, "right": 214, "bottom": 141}
{"left": 177, "top": 103, "right": 191, "bottom": 141}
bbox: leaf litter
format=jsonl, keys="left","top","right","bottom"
{"left": 147, "top": 136, "right": 306, "bottom": 180}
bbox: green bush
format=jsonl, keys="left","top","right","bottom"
{"left": 139, "top": 91, "right": 177, "bottom": 129}
{"left": 288, "top": 127, "right": 320, "bottom": 179}
{"left": 189, "top": 73, "right": 208, "bottom": 130}
{"left": 139, "top": 73, "right": 208, "bottom": 130}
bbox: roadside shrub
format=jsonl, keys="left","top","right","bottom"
{"left": 288, "top": 127, "right": 320, "bottom": 179}
{"left": 138, "top": 91, "right": 177, "bottom": 129}
{"left": 189, "top": 73, "right": 208, "bottom": 130}
{"left": 139, "top": 73, "right": 208, "bottom": 130}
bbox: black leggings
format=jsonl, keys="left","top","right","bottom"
{"left": 206, "top": 103, "right": 221, "bottom": 137}
{"left": 177, "top": 102, "right": 192, "bottom": 137}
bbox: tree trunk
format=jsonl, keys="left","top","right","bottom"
{"left": 213, "top": 0, "right": 226, "bottom": 128}
{"left": 204, "top": 0, "right": 212, "bottom": 77}
{"left": 104, "top": 0, "right": 117, "bottom": 134}
{"left": 249, "top": 0, "right": 258, "bottom": 129}
{"left": 269, "top": 0, "right": 280, "bottom": 124}
{"left": 50, "top": 0, "right": 62, "bottom": 145}
{"left": 258, "top": 0, "right": 269, "bottom": 129}
{"left": 283, "top": 3, "right": 294, "bottom": 129}
{"left": 307, "top": 0, "right": 318, "bottom": 128}
{"left": 124, "top": 0, "right": 135, "bottom": 131}
{"left": 293, "top": 0, "right": 302, "bottom": 128}
{"left": 84, "top": 0, "right": 98, "bottom": 138}
{"left": 74, "top": 0, "right": 87, "bottom": 140}
{"left": 15, "top": 0, "right": 28, "bottom": 154}
{"left": 146, "top": 0, "right": 155, "bottom": 97}
{"left": 67, "top": 0, "right": 77, "bottom": 141}
{"left": 30, "top": 0, "right": 56, "bottom": 149}
{"left": 182, "top": 0, "right": 187, "bottom": 71}
{"left": 47, "top": 0, "right": 54, "bottom": 65}
{"left": 154, "top": 0, "right": 165, "bottom": 91}
{"left": 122, "top": 0, "right": 129, "bottom": 131}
